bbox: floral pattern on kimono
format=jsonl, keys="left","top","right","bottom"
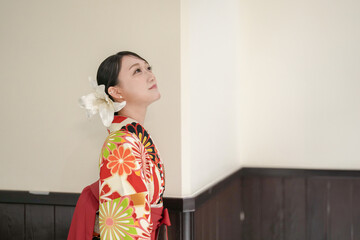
{"left": 99, "top": 116, "right": 165, "bottom": 239}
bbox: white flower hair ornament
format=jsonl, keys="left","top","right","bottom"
{"left": 79, "top": 77, "right": 126, "bottom": 127}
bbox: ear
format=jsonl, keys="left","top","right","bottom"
{"left": 108, "top": 86, "right": 124, "bottom": 102}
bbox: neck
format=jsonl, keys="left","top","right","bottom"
{"left": 118, "top": 104, "right": 147, "bottom": 125}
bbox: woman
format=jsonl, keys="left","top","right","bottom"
{"left": 79, "top": 51, "right": 170, "bottom": 240}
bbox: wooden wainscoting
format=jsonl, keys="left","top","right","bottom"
{"left": 241, "top": 168, "right": 360, "bottom": 240}
{"left": 1, "top": 168, "right": 360, "bottom": 240}
{"left": 0, "top": 191, "right": 77, "bottom": 239}
{"left": 163, "top": 169, "right": 242, "bottom": 240}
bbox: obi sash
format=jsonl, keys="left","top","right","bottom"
{"left": 150, "top": 207, "right": 171, "bottom": 240}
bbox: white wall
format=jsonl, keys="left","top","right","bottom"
{"left": 0, "top": 0, "right": 181, "bottom": 196}
{"left": 181, "top": 0, "right": 242, "bottom": 196}
{"left": 2, "top": 0, "right": 359, "bottom": 198}
{"left": 237, "top": 0, "right": 360, "bottom": 169}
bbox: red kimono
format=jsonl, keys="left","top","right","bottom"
{"left": 99, "top": 116, "right": 167, "bottom": 239}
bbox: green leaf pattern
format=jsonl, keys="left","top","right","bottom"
{"left": 101, "top": 131, "right": 127, "bottom": 163}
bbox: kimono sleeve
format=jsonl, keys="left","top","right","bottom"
{"left": 99, "top": 131, "right": 152, "bottom": 239}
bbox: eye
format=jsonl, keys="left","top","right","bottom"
{"left": 134, "top": 68, "right": 141, "bottom": 74}
{"left": 147, "top": 66, "right": 152, "bottom": 71}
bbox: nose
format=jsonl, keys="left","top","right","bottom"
{"left": 147, "top": 70, "right": 156, "bottom": 82}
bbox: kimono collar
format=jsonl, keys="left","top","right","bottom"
{"left": 107, "top": 115, "right": 139, "bottom": 133}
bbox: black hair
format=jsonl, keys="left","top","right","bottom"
{"left": 96, "top": 51, "right": 147, "bottom": 100}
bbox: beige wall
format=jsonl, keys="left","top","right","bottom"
{"left": 181, "top": 0, "right": 242, "bottom": 196}
{"left": 0, "top": 0, "right": 181, "bottom": 196}
{"left": 237, "top": 0, "right": 360, "bottom": 169}
{"left": 1, "top": 0, "right": 359, "bottom": 198}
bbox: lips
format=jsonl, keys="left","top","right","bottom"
{"left": 149, "top": 84, "right": 157, "bottom": 90}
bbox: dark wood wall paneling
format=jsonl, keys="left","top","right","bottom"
{"left": 241, "top": 168, "right": 360, "bottom": 240}
{"left": 193, "top": 175, "right": 242, "bottom": 240}
{"left": 1, "top": 168, "right": 360, "bottom": 240}
{"left": 0, "top": 203, "right": 75, "bottom": 240}
{"left": 162, "top": 170, "right": 242, "bottom": 240}
{"left": 0, "top": 192, "right": 76, "bottom": 240}
{"left": 0, "top": 203, "right": 25, "bottom": 239}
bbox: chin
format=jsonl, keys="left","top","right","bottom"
{"left": 152, "top": 91, "right": 161, "bottom": 101}
{"left": 146, "top": 92, "right": 161, "bottom": 105}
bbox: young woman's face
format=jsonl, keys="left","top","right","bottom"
{"left": 117, "top": 55, "right": 160, "bottom": 107}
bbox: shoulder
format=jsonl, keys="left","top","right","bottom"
{"left": 120, "top": 122, "right": 150, "bottom": 141}
{"left": 105, "top": 129, "right": 135, "bottom": 143}
{"left": 100, "top": 130, "right": 141, "bottom": 161}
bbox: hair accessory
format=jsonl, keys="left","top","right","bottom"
{"left": 79, "top": 77, "right": 126, "bottom": 127}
